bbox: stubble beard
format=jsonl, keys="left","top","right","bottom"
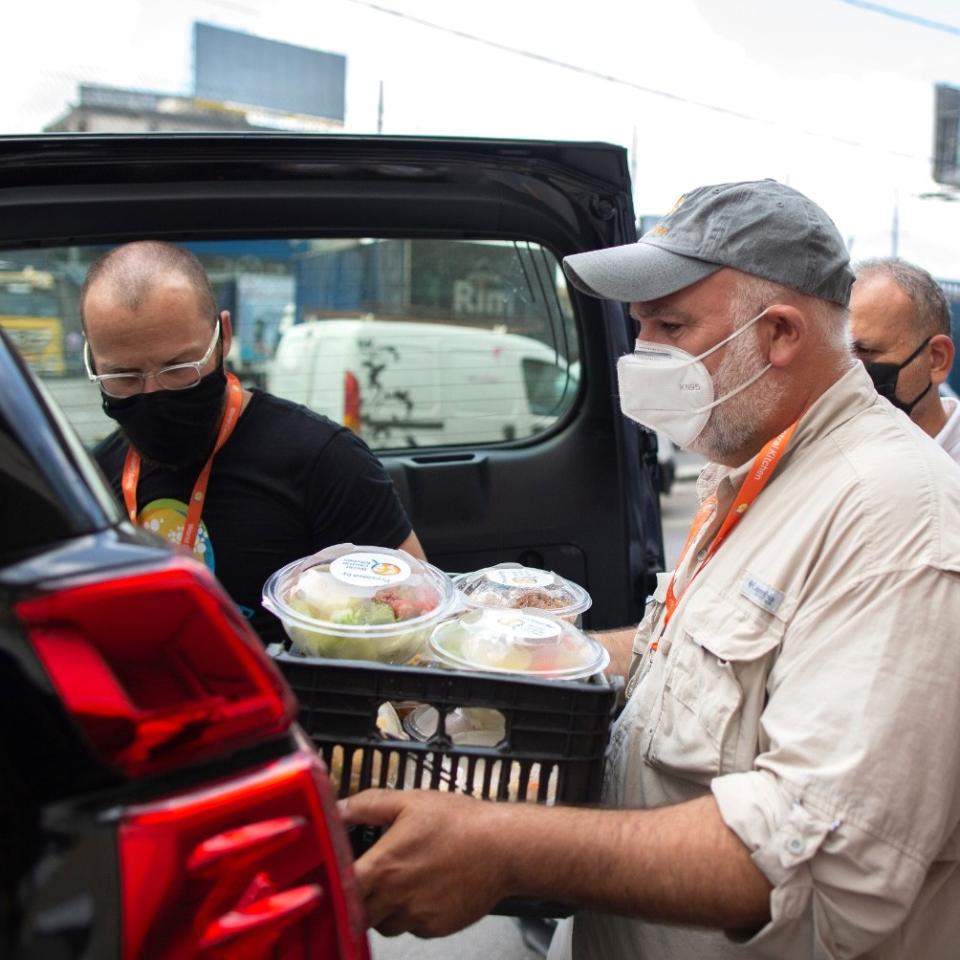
{"left": 687, "top": 326, "right": 786, "bottom": 463}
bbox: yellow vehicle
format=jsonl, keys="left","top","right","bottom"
{"left": 0, "top": 267, "right": 65, "bottom": 375}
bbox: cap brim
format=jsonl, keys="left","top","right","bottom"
{"left": 562, "top": 241, "right": 720, "bottom": 303}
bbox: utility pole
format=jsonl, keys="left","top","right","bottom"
{"left": 377, "top": 80, "right": 384, "bottom": 134}
{"left": 891, "top": 187, "right": 899, "bottom": 258}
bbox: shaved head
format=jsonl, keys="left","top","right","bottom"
{"left": 80, "top": 241, "right": 217, "bottom": 329}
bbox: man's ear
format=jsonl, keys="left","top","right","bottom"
{"left": 760, "top": 304, "right": 805, "bottom": 368}
{"left": 929, "top": 334, "right": 956, "bottom": 386}
{"left": 219, "top": 310, "right": 234, "bottom": 364}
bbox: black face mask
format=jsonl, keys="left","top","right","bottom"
{"left": 863, "top": 336, "right": 933, "bottom": 415}
{"left": 102, "top": 365, "right": 228, "bottom": 468}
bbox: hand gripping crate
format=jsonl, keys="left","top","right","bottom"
{"left": 269, "top": 649, "right": 622, "bottom": 918}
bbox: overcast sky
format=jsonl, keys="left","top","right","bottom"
{"left": 7, "top": 0, "right": 960, "bottom": 276}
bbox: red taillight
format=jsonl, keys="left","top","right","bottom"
{"left": 119, "top": 750, "right": 369, "bottom": 960}
{"left": 343, "top": 371, "right": 361, "bottom": 433}
{"left": 15, "top": 557, "right": 297, "bottom": 777}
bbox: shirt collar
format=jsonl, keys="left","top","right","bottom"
{"left": 697, "top": 362, "right": 877, "bottom": 506}
{"left": 787, "top": 361, "right": 878, "bottom": 455}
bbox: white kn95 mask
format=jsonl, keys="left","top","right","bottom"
{"left": 617, "top": 308, "right": 772, "bottom": 449}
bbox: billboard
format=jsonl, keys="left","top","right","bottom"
{"left": 193, "top": 22, "right": 345, "bottom": 121}
{"left": 933, "top": 83, "right": 960, "bottom": 187}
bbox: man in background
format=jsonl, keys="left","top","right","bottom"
{"left": 850, "top": 256, "right": 959, "bottom": 462}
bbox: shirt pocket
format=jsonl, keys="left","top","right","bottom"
{"left": 641, "top": 585, "right": 784, "bottom": 785}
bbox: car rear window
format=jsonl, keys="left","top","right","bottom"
{"left": 2, "top": 238, "right": 580, "bottom": 452}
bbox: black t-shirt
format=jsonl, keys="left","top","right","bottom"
{"left": 94, "top": 390, "right": 413, "bottom": 646}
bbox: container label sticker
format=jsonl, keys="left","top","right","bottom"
{"left": 487, "top": 567, "right": 553, "bottom": 588}
{"left": 330, "top": 552, "right": 411, "bottom": 586}
{"left": 487, "top": 610, "right": 562, "bottom": 641}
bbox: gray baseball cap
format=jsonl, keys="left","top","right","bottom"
{"left": 563, "top": 179, "right": 854, "bottom": 307}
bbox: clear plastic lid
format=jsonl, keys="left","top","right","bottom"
{"left": 428, "top": 608, "right": 609, "bottom": 680}
{"left": 454, "top": 563, "right": 591, "bottom": 620}
{"left": 262, "top": 543, "right": 457, "bottom": 663}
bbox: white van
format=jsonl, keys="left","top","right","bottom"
{"left": 267, "top": 318, "right": 577, "bottom": 448}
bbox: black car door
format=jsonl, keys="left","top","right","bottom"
{"left": 0, "top": 134, "right": 663, "bottom": 628}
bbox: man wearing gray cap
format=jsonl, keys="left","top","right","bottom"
{"left": 339, "top": 180, "right": 960, "bottom": 959}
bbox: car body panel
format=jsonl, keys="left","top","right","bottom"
{"left": 0, "top": 330, "right": 368, "bottom": 959}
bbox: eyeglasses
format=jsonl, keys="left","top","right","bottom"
{"left": 84, "top": 321, "right": 221, "bottom": 398}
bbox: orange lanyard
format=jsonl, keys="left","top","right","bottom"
{"left": 122, "top": 373, "right": 244, "bottom": 551}
{"left": 655, "top": 419, "right": 800, "bottom": 646}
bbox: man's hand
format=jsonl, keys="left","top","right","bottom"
{"left": 339, "top": 789, "right": 520, "bottom": 938}
{"left": 341, "top": 789, "right": 772, "bottom": 940}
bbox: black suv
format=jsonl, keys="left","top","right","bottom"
{"left": 0, "top": 332, "right": 369, "bottom": 958}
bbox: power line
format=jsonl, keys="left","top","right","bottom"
{"left": 344, "top": 0, "right": 923, "bottom": 163}
{"left": 348, "top": 0, "right": 761, "bottom": 124}
{"left": 836, "top": 0, "right": 960, "bottom": 36}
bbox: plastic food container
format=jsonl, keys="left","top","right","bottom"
{"left": 404, "top": 704, "right": 507, "bottom": 746}
{"left": 262, "top": 543, "right": 457, "bottom": 664}
{"left": 454, "top": 563, "right": 591, "bottom": 625}
{"left": 428, "top": 608, "right": 609, "bottom": 680}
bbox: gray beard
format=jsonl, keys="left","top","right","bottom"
{"left": 688, "top": 327, "right": 785, "bottom": 463}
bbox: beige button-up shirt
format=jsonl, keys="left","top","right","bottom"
{"left": 549, "top": 363, "right": 960, "bottom": 960}
{"left": 935, "top": 395, "right": 960, "bottom": 465}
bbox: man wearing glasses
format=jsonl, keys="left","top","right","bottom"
{"left": 83, "top": 240, "right": 424, "bottom": 645}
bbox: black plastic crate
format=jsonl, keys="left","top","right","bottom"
{"left": 270, "top": 648, "right": 622, "bottom": 917}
